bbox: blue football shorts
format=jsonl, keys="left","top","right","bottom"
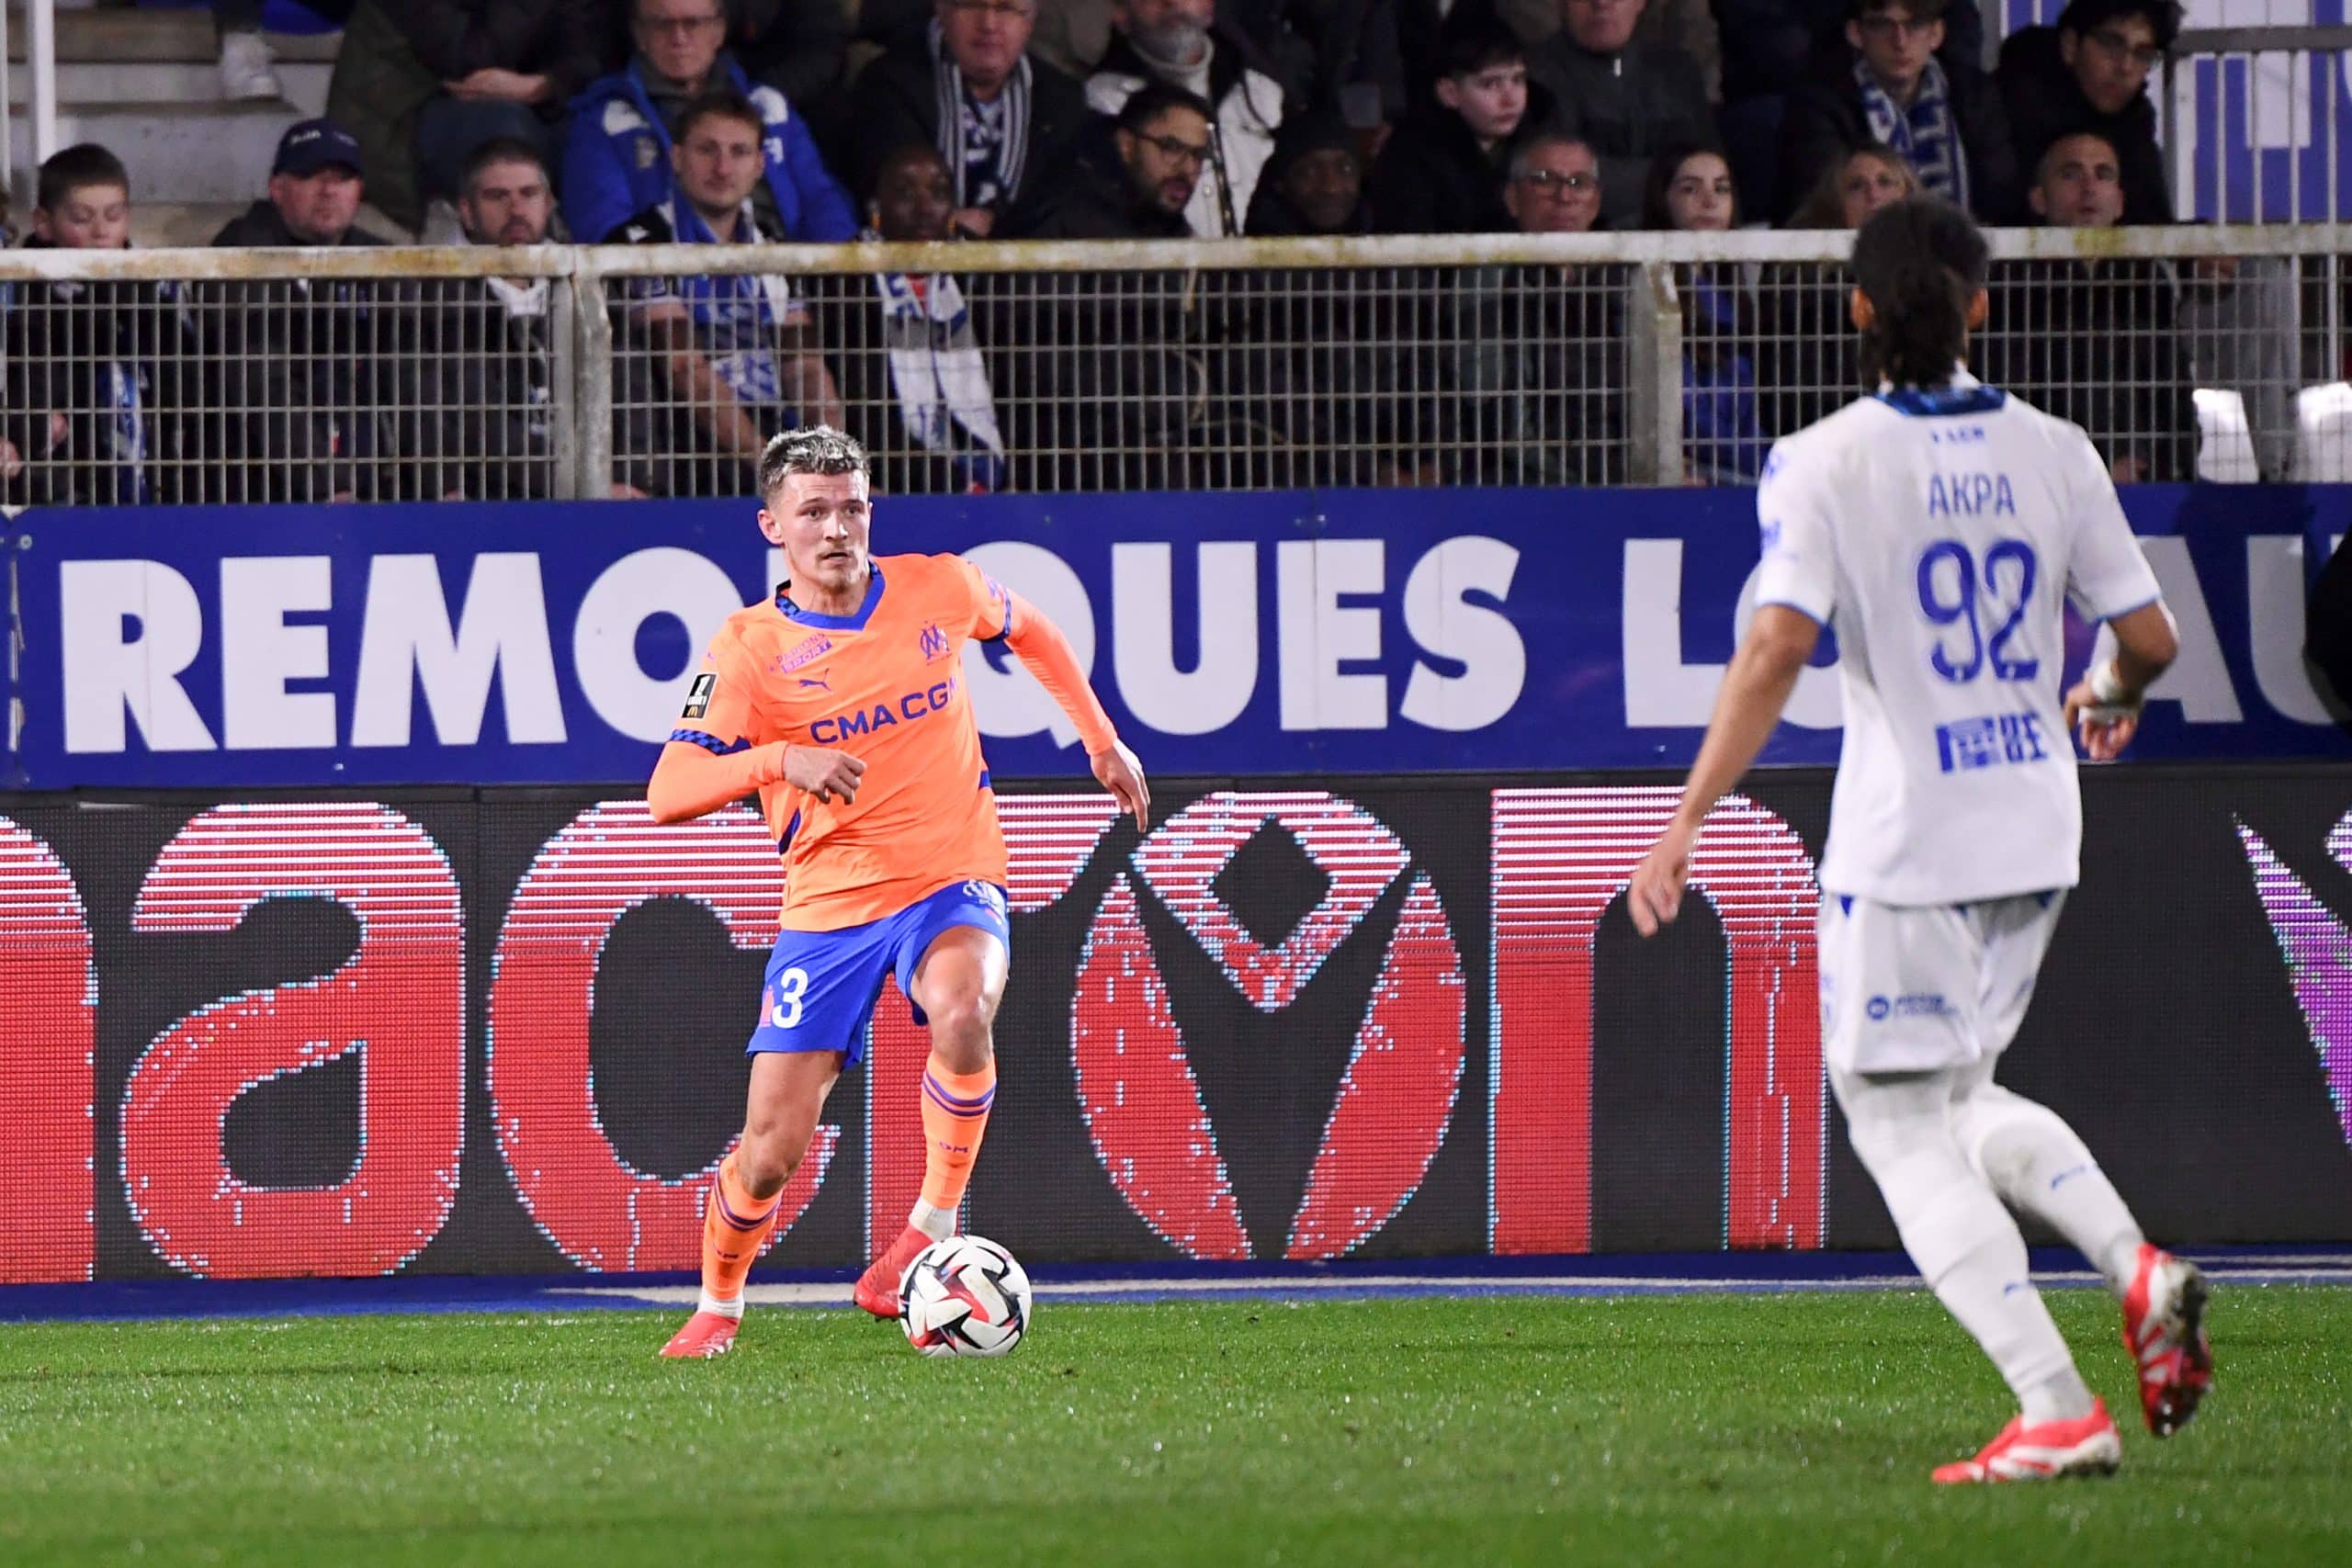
{"left": 745, "top": 879, "right": 1011, "bottom": 1067}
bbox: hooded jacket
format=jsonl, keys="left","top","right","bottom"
{"left": 206, "top": 201, "right": 409, "bottom": 502}
{"left": 1366, "top": 103, "right": 1517, "bottom": 235}
{"left": 1084, "top": 28, "right": 1287, "bottom": 238}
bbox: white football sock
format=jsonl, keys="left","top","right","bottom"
{"left": 1956, "top": 1085, "right": 2145, "bottom": 1298}
{"left": 1838, "top": 1069, "right": 2086, "bottom": 1416}
{"left": 909, "top": 1199, "right": 956, "bottom": 1242}
{"left": 2021, "top": 1367, "right": 2098, "bottom": 1425}
{"left": 697, "top": 1290, "right": 745, "bottom": 1320}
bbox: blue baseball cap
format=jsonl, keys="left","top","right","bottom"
{"left": 272, "top": 118, "right": 364, "bottom": 178}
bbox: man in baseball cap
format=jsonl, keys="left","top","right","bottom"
{"left": 207, "top": 117, "right": 404, "bottom": 505}
{"left": 212, "top": 118, "right": 387, "bottom": 248}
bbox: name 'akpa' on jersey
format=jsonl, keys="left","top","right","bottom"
{"left": 1752, "top": 375, "right": 2162, "bottom": 907}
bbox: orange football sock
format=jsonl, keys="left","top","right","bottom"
{"left": 699, "top": 1150, "right": 780, "bottom": 1316}
{"left": 916, "top": 1057, "right": 996, "bottom": 1230}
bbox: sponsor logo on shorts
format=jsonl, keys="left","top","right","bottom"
{"left": 1866, "top": 993, "right": 1951, "bottom": 1023}
{"left": 963, "top": 880, "right": 1008, "bottom": 917}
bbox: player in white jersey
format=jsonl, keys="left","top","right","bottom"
{"left": 1628, "top": 198, "right": 2212, "bottom": 1483}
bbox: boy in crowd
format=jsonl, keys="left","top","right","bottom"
{"left": 3, "top": 144, "right": 199, "bottom": 505}
{"left": 1780, "top": 0, "right": 2018, "bottom": 223}
{"left": 1368, "top": 11, "right": 1532, "bottom": 234}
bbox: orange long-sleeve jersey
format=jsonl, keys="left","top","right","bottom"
{"left": 647, "top": 552, "right": 1116, "bottom": 931}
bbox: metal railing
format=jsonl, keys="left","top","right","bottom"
{"left": 0, "top": 227, "right": 2341, "bottom": 506}
{"left": 2163, "top": 26, "right": 2352, "bottom": 222}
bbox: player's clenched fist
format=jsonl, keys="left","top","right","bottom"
{"left": 782, "top": 742, "right": 866, "bottom": 804}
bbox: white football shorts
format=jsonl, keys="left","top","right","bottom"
{"left": 1817, "top": 890, "right": 2068, "bottom": 1075}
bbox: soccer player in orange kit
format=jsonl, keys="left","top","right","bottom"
{"left": 649, "top": 427, "right": 1148, "bottom": 1359}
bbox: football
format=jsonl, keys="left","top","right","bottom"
{"left": 899, "top": 1235, "right": 1032, "bottom": 1357}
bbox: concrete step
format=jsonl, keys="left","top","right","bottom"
{"left": 6, "top": 59, "right": 332, "bottom": 110}
{"left": 5, "top": 1, "right": 338, "bottom": 208}
{"left": 18, "top": 100, "right": 320, "bottom": 204}
{"left": 5, "top": 6, "right": 341, "bottom": 65}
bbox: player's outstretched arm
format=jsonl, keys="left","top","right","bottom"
{"left": 645, "top": 739, "right": 868, "bottom": 824}
{"left": 2063, "top": 601, "right": 2179, "bottom": 762}
{"left": 1629, "top": 605, "right": 1821, "bottom": 936}
{"left": 1000, "top": 591, "right": 1150, "bottom": 829}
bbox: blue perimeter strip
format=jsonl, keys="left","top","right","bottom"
{"left": 2, "top": 1247, "right": 2346, "bottom": 1325}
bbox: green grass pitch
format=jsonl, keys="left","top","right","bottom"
{"left": 2, "top": 1290, "right": 2346, "bottom": 1565}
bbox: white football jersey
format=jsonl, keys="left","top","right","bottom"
{"left": 1752, "top": 375, "right": 2163, "bottom": 905}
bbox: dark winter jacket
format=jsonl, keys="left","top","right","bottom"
{"left": 1997, "top": 25, "right": 2172, "bottom": 222}
{"left": 205, "top": 201, "right": 410, "bottom": 502}
{"left": 729, "top": 0, "right": 854, "bottom": 118}
{"left": 1523, "top": 32, "right": 1716, "bottom": 230}
{"left": 1759, "top": 261, "right": 1860, "bottom": 439}
{"left": 413, "top": 275, "right": 669, "bottom": 502}
{"left": 561, "top": 56, "right": 856, "bottom": 250}
{"left": 1, "top": 237, "right": 204, "bottom": 506}
{"left": 1000, "top": 135, "right": 1193, "bottom": 240}
{"left": 997, "top": 140, "right": 1201, "bottom": 489}
{"left": 1243, "top": 170, "right": 1374, "bottom": 236}
{"left": 1446, "top": 262, "right": 1627, "bottom": 485}
{"left": 324, "top": 0, "right": 613, "bottom": 231}
{"left": 831, "top": 36, "right": 1091, "bottom": 214}
{"left": 1366, "top": 105, "right": 1514, "bottom": 234}
{"left": 1777, "top": 56, "right": 2022, "bottom": 224}
{"left": 1977, "top": 256, "right": 2194, "bottom": 481}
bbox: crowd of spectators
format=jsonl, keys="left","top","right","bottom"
{"left": 0, "top": 0, "right": 2243, "bottom": 500}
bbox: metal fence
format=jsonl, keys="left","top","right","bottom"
{"left": 2163, "top": 25, "right": 2352, "bottom": 222}
{"left": 0, "top": 227, "right": 2343, "bottom": 507}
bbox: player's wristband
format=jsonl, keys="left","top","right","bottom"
{"left": 2084, "top": 658, "right": 2143, "bottom": 719}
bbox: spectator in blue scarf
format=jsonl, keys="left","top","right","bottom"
{"left": 613, "top": 92, "right": 848, "bottom": 498}
{"left": 1777, "top": 0, "right": 2018, "bottom": 223}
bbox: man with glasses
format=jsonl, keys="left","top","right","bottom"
{"left": 835, "top": 0, "right": 1090, "bottom": 236}
{"left": 1779, "top": 0, "right": 2018, "bottom": 223}
{"left": 1003, "top": 79, "right": 1213, "bottom": 237}
{"left": 999, "top": 82, "right": 1213, "bottom": 489}
{"left": 614, "top": 91, "right": 852, "bottom": 498}
{"left": 1449, "top": 130, "right": 1624, "bottom": 485}
{"left": 1998, "top": 0, "right": 2179, "bottom": 223}
{"left": 1977, "top": 131, "right": 2195, "bottom": 485}
{"left": 1083, "top": 0, "right": 1286, "bottom": 237}
{"left": 563, "top": 0, "right": 857, "bottom": 248}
